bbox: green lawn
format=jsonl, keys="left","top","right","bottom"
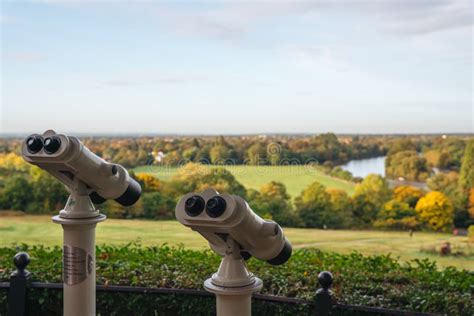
{"left": 1, "top": 215, "right": 472, "bottom": 270}
{"left": 133, "top": 165, "right": 356, "bottom": 197}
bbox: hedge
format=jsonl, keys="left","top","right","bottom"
{"left": 0, "top": 244, "right": 472, "bottom": 315}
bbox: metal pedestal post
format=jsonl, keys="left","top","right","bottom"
{"left": 204, "top": 238, "right": 262, "bottom": 316}
{"left": 53, "top": 215, "right": 105, "bottom": 316}
{"left": 52, "top": 180, "right": 106, "bottom": 316}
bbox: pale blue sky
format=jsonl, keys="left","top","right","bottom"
{"left": 1, "top": 1, "right": 472, "bottom": 134}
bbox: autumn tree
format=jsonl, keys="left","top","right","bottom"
{"left": 424, "top": 138, "right": 465, "bottom": 169}
{"left": 295, "top": 181, "right": 332, "bottom": 228}
{"left": 199, "top": 168, "right": 246, "bottom": 197}
{"left": 374, "top": 199, "right": 420, "bottom": 230}
{"left": 0, "top": 175, "right": 32, "bottom": 211}
{"left": 326, "top": 188, "right": 353, "bottom": 228}
{"left": 459, "top": 140, "right": 474, "bottom": 196}
{"left": 468, "top": 188, "right": 474, "bottom": 219}
{"left": 393, "top": 185, "right": 425, "bottom": 208}
{"left": 209, "top": 145, "right": 232, "bottom": 164}
{"left": 182, "top": 146, "right": 199, "bottom": 161}
{"left": 28, "top": 168, "right": 68, "bottom": 213}
{"left": 0, "top": 153, "right": 30, "bottom": 176}
{"left": 352, "top": 174, "right": 391, "bottom": 225}
{"left": 169, "top": 163, "right": 209, "bottom": 194}
{"left": 385, "top": 150, "right": 430, "bottom": 181}
{"left": 135, "top": 173, "right": 161, "bottom": 192}
{"left": 245, "top": 143, "right": 266, "bottom": 165}
{"left": 100, "top": 198, "right": 144, "bottom": 219}
{"left": 141, "top": 192, "right": 175, "bottom": 219}
{"left": 415, "top": 191, "right": 454, "bottom": 231}
{"left": 387, "top": 139, "right": 417, "bottom": 156}
{"left": 169, "top": 163, "right": 246, "bottom": 198}
{"left": 248, "top": 181, "right": 299, "bottom": 226}
{"left": 427, "top": 172, "right": 459, "bottom": 200}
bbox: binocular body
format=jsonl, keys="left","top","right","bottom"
{"left": 22, "top": 130, "right": 141, "bottom": 206}
{"left": 176, "top": 188, "right": 292, "bottom": 265}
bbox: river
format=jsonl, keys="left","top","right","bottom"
{"left": 341, "top": 156, "right": 386, "bottom": 178}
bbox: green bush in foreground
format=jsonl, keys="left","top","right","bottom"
{"left": 0, "top": 245, "right": 472, "bottom": 315}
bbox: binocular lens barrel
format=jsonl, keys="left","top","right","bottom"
{"left": 185, "top": 195, "right": 205, "bottom": 216}
{"left": 206, "top": 196, "right": 227, "bottom": 218}
{"left": 114, "top": 178, "right": 142, "bottom": 206}
{"left": 44, "top": 136, "right": 62, "bottom": 154}
{"left": 26, "top": 135, "right": 43, "bottom": 153}
{"left": 267, "top": 239, "right": 292, "bottom": 265}
{"left": 89, "top": 177, "right": 141, "bottom": 207}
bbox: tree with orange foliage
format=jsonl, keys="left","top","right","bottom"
{"left": 393, "top": 185, "right": 425, "bottom": 208}
{"left": 135, "top": 173, "right": 161, "bottom": 192}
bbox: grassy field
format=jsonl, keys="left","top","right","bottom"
{"left": 133, "top": 165, "right": 356, "bottom": 196}
{"left": 1, "top": 215, "right": 472, "bottom": 270}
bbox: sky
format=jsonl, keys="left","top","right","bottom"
{"left": 0, "top": 0, "right": 473, "bottom": 135}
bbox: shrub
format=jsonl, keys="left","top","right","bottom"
{"left": 0, "top": 245, "right": 472, "bottom": 315}
{"left": 135, "top": 173, "right": 161, "bottom": 192}
{"left": 330, "top": 167, "right": 353, "bottom": 181}
{"left": 142, "top": 192, "right": 175, "bottom": 219}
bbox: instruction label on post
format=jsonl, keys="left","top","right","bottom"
{"left": 63, "top": 245, "right": 90, "bottom": 285}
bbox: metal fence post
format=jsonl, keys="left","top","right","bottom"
{"left": 7, "top": 252, "right": 31, "bottom": 316}
{"left": 314, "top": 271, "right": 334, "bottom": 316}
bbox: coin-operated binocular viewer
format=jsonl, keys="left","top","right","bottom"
{"left": 176, "top": 188, "right": 292, "bottom": 316}
{"left": 22, "top": 130, "right": 141, "bottom": 316}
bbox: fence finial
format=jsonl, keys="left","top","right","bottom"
{"left": 318, "top": 271, "right": 333, "bottom": 290}
{"left": 12, "top": 252, "right": 31, "bottom": 277}
{"left": 314, "top": 271, "right": 334, "bottom": 316}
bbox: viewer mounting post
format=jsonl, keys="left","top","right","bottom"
{"left": 52, "top": 180, "right": 106, "bottom": 316}
{"left": 21, "top": 130, "right": 141, "bottom": 316}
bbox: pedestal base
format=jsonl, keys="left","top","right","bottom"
{"left": 205, "top": 277, "right": 263, "bottom": 316}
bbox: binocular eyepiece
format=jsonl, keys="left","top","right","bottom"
{"left": 26, "top": 135, "right": 44, "bottom": 154}
{"left": 184, "top": 195, "right": 205, "bottom": 216}
{"left": 26, "top": 134, "right": 63, "bottom": 155}
{"left": 185, "top": 195, "right": 227, "bottom": 218}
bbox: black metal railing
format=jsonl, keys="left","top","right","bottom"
{"left": 1, "top": 252, "right": 443, "bottom": 316}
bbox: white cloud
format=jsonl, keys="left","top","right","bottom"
{"left": 32, "top": 1, "right": 473, "bottom": 40}
{"left": 151, "top": 1, "right": 473, "bottom": 39}
{"left": 369, "top": 0, "right": 473, "bottom": 35}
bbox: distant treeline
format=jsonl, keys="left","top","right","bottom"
{"left": 0, "top": 134, "right": 473, "bottom": 231}
{"left": 1, "top": 134, "right": 470, "bottom": 175}
{"left": 0, "top": 133, "right": 388, "bottom": 167}
{"left": 1, "top": 139, "right": 473, "bottom": 231}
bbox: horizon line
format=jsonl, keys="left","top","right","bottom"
{"left": 0, "top": 131, "right": 473, "bottom": 138}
